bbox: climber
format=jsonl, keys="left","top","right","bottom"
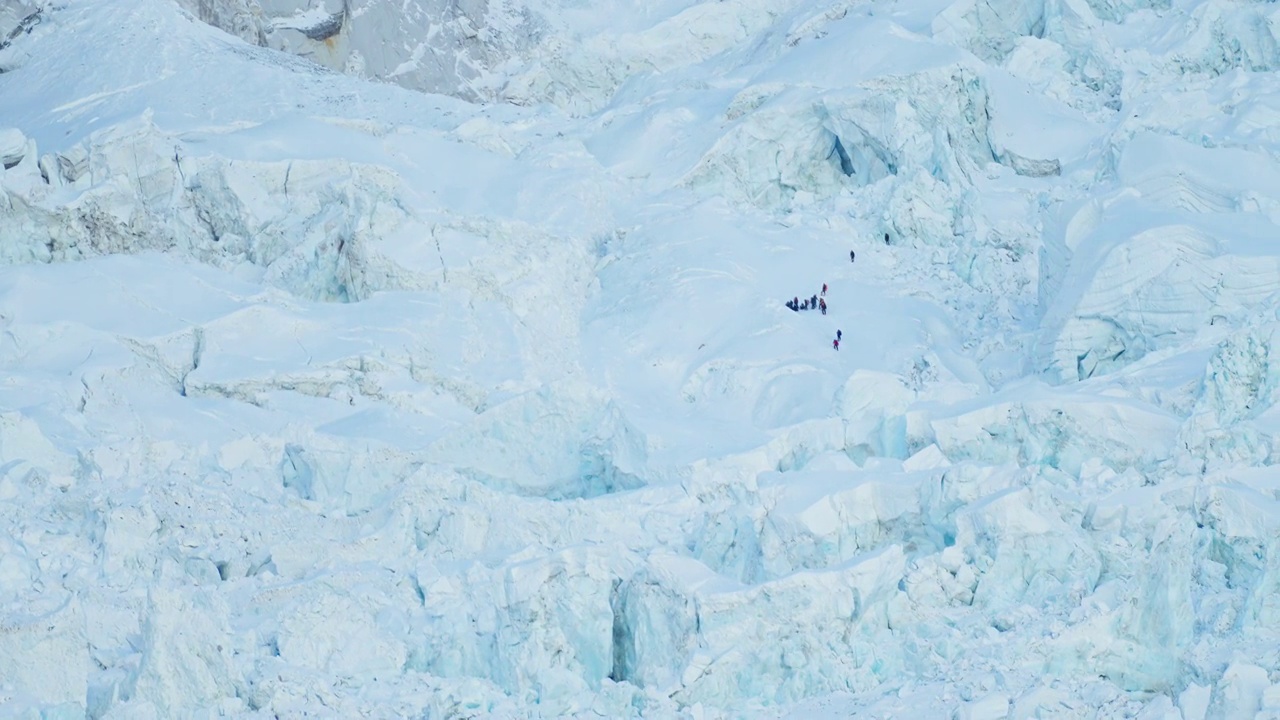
{"left": 884, "top": 232, "right": 890, "bottom": 245}
{"left": 819, "top": 298, "right": 827, "bottom": 315}
{"left": 793, "top": 296, "right": 799, "bottom": 309}
{"left": 833, "top": 338, "right": 840, "bottom": 351}
{"left": 837, "top": 329, "right": 842, "bottom": 341}
{"left": 811, "top": 294, "right": 818, "bottom": 308}
{"left": 850, "top": 250, "right": 856, "bottom": 263}
{"left": 821, "top": 284, "right": 827, "bottom": 297}
{"left": 786, "top": 299, "right": 797, "bottom": 311}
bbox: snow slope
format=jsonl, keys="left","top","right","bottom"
{"left": 5, "top": 0, "right": 1280, "bottom": 717}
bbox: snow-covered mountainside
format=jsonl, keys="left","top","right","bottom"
{"left": 4, "top": 0, "right": 1280, "bottom": 716}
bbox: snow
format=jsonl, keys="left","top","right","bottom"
{"left": 5, "top": 0, "right": 1280, "bottom": 716}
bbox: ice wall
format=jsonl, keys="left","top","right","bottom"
{"left": 1039, "top": 134, "right": 1280, "bottom": 381}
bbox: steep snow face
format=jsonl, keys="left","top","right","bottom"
{"left": 8, "top": 0, "right": 1280, "bottom": 717}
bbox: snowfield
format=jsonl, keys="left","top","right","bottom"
{"left": 4, "top": 0, "right": 1280, "bottom": 717}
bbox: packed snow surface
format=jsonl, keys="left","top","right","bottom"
{"left": 4, "top": 0, "right": 1280, "bottom": 717}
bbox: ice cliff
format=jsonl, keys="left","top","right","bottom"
{"left": 5, "top": 0, "right": 1280, "bottom": 717}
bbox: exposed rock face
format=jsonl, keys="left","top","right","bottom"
{"left": 174, "top": 0, "right": 546, "bottom": 104}
{"left": 173, "top": 0, "right": 804, "bottom": 114}
{"left": 0, "top": 0, "right": 43, "bottom": 72}
{"left": 178, "top": 0, "right": 267, "bottom": 45}
{"left": 0, "top": 0, "right": 41, "bottom": 43}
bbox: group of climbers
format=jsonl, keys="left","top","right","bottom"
{"left": 784, "top": 250, "right": 857, "bottom": 350}
{"left": 785, "top": 291, "right": 827, "bottom": 315}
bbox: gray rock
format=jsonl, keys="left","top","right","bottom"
{"left": 178, "top": 0, "right": 544, "bottom": 104}
{"left": 999, "top": 148, "right": 1062, "bottom": 177}
{"left": 173, "top": 0, "right": 265, "bottom": 45}
{"left": 0, "top": 0, "right": 41, "bottom": 48}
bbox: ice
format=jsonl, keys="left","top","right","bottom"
{"left": 983, "top": 69, "right": 1099, "bottom": 176}
{"left": 8, "top": 0, "right": 1280, "bottom": 716}
{"left": 683, "top": 19, "right": 995, "bottom": 211}
{"left": 1207, "top": 663, "right": 1270, "bottom": 719}
{"left": 1180, "top": 684, "right": 1212, "bottom": 720}
{"left": 0, "top": 597, "right": 88, "bottom": 711}
{"left": 129, "top": 588, "right": 240, "bottom": 717}
{"left": 0, "top": 127, "right": 28, "bottom": 169}
{"left": 930, "top": 385, "right": 1180, "bottom": 475}
{"left": 1038, "top": 132, "right": 1280, "bottom": 381}
{"left": 954, "top": 692, "right": 1011, "bottom": 720}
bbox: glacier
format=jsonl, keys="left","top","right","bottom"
{"left": 5, "top": 0, "right": 1280, "bottom": 717}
